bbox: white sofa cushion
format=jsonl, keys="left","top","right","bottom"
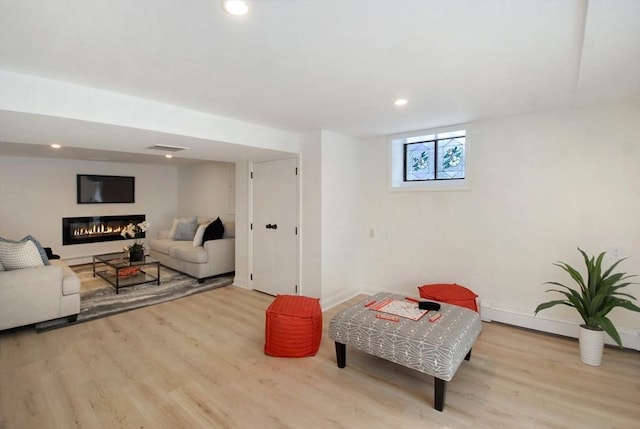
{"left": 168, "top": 243, "right": 208, "bottom": 264}
{"left": 149, "top": 238, "right": 173, "bottom": 255}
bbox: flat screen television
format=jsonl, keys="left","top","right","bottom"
{"left": 77, "top": 174, "right": 135, "bottom": 204}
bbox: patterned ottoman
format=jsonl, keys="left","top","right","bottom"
{"left": 264, "top": 295, "right": 322, "bottom": 357}
{"left": 329, "top": 292, "right": 482, "bottom": 411}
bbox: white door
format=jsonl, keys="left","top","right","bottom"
{"left": 252, "top": 158, "right": 298, "bottom": 296}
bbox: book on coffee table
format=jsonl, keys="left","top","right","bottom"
{"left": 369, "top": 298, "right": 429, "bottom": 321}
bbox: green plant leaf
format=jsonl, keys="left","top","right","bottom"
{"left": 535, "top": 300, "right": 573, "bottom": 314}
{"left": 615, "top": 299, "right": 640, "bottom": 313}
{"left": 588, "top": 252, "right": 605, "bottom": 295}
{"left": 601, "top": 257, "right": 628, "bottom": 279}
{"left": 555, "top": 262, "right": 586, "bottom": 291}
{"left": 595, "top": 317, "right": 623, "bottom": 347}
{"left": 588, "top": 293, "right": 606, "bottom": 316}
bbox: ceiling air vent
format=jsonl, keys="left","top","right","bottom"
{"left": 147, "top": 144, "right": 188, "bottom": 152}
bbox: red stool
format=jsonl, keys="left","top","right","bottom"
{"left": 418, "top": 283, "right": 479, "bottom": 312}
{"left": 264, "top": 295, "right": 322, "bottom": 357}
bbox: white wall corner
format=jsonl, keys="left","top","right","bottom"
{"left": 232, "top": 276, "right": 250, "bottom": 290}
{"left": 320, "top": 288, "right": 365, "bottom": 312}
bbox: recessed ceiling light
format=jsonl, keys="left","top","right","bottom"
{"left": 165, "top": 154, "right": 173, "bottom": 159}
{"left": 394, "top": 98, "right": 408, "bottom": 107}
{"left": 223, "top": 0, "right": 249, "bottom": 16}
{"left": 51, "top": 143, "right": 61, "bottom": 149}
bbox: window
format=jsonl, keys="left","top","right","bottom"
{"left": 404, "top": 130, "right": 465, "bottom": 181}
{"left": 390, "top": 127, "right": 469, "bottom": 191}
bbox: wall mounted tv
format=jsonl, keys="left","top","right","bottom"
{"left": 77, "top": 175, "right": 135, "bottom": 204}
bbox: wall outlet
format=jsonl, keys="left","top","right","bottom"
{"left": 369, "top": 229, "right": 375, "bottom": 238}
{"left": 611, "top": 247, "right": 621, "bottom": 259}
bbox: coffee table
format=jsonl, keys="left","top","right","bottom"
{"left": 329, "top": 292, "right": 482, "bottom": 411}
{"left": 92, "top": 252, "right": 160, "bottom": 294}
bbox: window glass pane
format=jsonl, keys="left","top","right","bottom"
{"left": 436, "top": 137, "right": 465, "bottom": 179}
{"left": 405, "top": 142, "right": 435, "bottom": 181}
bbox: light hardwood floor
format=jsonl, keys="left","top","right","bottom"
{"left": 1, "top": 286, "right": 638, "bottom": 429}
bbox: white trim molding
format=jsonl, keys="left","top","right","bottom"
{"left": 481, "top": 302, "right": 640, "bottom": 351}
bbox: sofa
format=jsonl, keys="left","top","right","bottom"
{"left": 0, "top": 259, "right": 81, "bottom": 330}
{"left": 149, "top": 219, "right": 235, "bottom": 282}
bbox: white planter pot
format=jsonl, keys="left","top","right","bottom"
{"left": 579, "top": 325, "right": 605, "bottom": 366}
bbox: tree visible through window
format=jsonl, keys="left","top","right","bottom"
{"left": 404, "top": 130, "right": 465, "bottom": 181}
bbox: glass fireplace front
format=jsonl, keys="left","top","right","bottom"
{"left": 62, "top": 214, "right": 146, "bottom": 245}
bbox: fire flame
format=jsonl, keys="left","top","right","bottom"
{"left": 73, "top": 223, "right": 125, "bottom": 237}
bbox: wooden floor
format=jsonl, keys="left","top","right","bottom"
{"left": 1, "top": 286, "right": 638, "bottom": 429}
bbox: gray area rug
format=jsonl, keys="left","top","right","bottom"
{"left": 35, "top": 264, "right": 234, "bottom": 331}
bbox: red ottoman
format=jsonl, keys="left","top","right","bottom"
{"left": 418, "top": 283, "right": 479, "bottom": 312}
{"left": 265, "top": 295, "right": 322, "bottom": 357}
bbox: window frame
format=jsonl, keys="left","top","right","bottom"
{"left": 389, "top": 125, "right": 470, "bottom": 192}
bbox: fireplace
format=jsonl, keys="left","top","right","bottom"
{"left": 62, "top": 215, "right": 146, "bottom": 245}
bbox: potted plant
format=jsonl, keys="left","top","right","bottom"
{"left": 121, "top": 221, "right": 150, "bottom": 262}
{"left": 535, "top": 247, "right": 639, "bottom": 366}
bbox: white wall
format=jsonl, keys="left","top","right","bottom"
{"left": 320, "top": 130, "right": 361, "bottom": 307}
{"left": 358, "top": 103, "right": 640, "bottom": 347}
{"left": 0, "top": 157, "right": 236, "bottom": 263}
{"left": 0, "top": 156, "right": 178, "bottom": 261}
{"left": 177, "top": 161, "right": 235, "bottom": 222}
{"left": 233, "top": 161, "right": 250, "bottom": 288}
{"left": 299, "top": 131, "right": 323, "bottom": 299}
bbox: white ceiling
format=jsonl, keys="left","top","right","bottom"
{"left": 0, "top": 0, "right": 638, "bottom": 163}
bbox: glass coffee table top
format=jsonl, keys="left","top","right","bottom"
{"left": 93, "top": 252, "right": 160, "bottom": 294}
{"left": 94, "top": 252, "right": 158, "bottom": 267}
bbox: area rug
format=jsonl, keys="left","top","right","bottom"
{"left": 35, "top": 264, "right": 234, "bottom": 331}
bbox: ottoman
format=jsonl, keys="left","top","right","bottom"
{"left": 264, "top": 295, "right": 322, "bottom": 357}
{"left": 329, "top": 292, "right": 482, "bottom": 411}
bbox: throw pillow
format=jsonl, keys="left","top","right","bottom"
{"left": 23, "top": 235, "right": 51, "bottom": 265}
{"left": 168, "top": 216, "right": 198, "bottom": 239}
{"left": 202, "top": 217, "right": 224, "bottom": 243}
{"left": 0, "top": 235, "right": 50, "bottom": 266}
{"left": 173, "top": 217, "right": 198, "bottom": 241}
{"left": 417, "top": 283, "right": 479, "bottom": 312}
{"left": 192, "top": 223, "right": 208, "bottom": 246}
{"left": 0, "top": 240, "right": 46, "bottom": 270}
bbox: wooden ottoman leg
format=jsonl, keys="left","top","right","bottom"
{"left": 335, "top": 342, "right": 346, "bottom": 368}
{"left": 434, "top": 378, "right": 447, "bottom": 411}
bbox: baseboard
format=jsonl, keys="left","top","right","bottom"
{"left": 481, "top": 303, "right": 640, "bottom": 351}
{"left": 64, "top": 255, "right": 94, "bottom": 266}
